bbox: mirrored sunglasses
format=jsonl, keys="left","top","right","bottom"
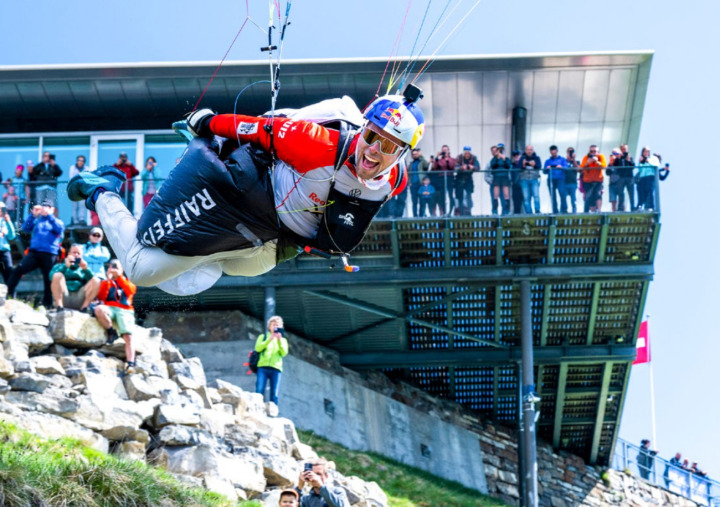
{"left": 361, "top": 128, "right": 405, "bottom": 156}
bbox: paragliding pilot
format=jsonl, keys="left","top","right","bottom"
{"left": 67, "top": 85, "right": 425, "bottom": 296}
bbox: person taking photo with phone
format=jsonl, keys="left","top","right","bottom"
{"left": 49, "top": 243, "right": 100, "bottom": 312}
{"left": 296, "top": 458, "right": 349, "bottom": 507}
{"left": 255, "top": 315, "right": 289, "bottom": 407}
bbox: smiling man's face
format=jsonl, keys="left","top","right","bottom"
{"left": 355, "top": 123, "right": 406, "bottom": 180}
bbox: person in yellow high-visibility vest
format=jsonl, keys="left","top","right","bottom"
{"left": 255, "top": 315, "right": 289, "bottom": 406}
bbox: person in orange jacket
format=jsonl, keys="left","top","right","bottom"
{"left": 94, "top": 259, "right": 138, "bottom": 374}
{"left": 580, "top": 145, "right": 607, "bottom": 212}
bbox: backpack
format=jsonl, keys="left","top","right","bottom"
{"left": 247, "top": 350, "right": 260, "bottom": 374}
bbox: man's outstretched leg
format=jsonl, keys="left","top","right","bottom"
{"left": 67, "top": 168, "right": 213, "bottom": 289}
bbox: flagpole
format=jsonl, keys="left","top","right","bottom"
{"left": 647, "top": 315, "right": 657, "bottom": 450}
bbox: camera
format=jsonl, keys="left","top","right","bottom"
{"left": 109, "top": 261, "right": 120, "bottom": 269}
{"left": 275, "top": 327, "right": 285, "bottom": 336}
{"left": 304, "top": 462, "right": 313, "bottom": 472}
{"left": 73, "top": 257, "right": 81, "bottom": 266}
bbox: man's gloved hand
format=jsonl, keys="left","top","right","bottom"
{"left": 185, "top": 108, "right": 216, "bottom": 138}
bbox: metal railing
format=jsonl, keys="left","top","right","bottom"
{"left": 3, "top": 164, "right": 665, "bottom": 229}
{"left": 613, "top": 438, "right": 718, "bottom": 506}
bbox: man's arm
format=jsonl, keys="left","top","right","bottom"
{"left": 21, "top": 215, "right": 35, "bottom": 233}
{"left": 115, "top": 275, "right": 137, "bottom": 296}
{"left": 44, "top": 214, "right": 64, "bottom": 235}
{"left": 209, "top": 114, "right": 339, "bottom": 174}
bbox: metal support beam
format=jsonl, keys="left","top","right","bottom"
{"left": 390, "top": 221, "right": 400, "bottom": 268}
{"left": 597, "top": 215, "right": 610, "bottom": 263}
{"left": 590, "top": 362, "right": 614, "bottom": 463}
{"left": 547, "top": 217, "right": 557, "bottom": 265}
{"left": 304, "top": 290, "right": 508, "bottom": 349}
{"left": 553, "top": 363, "right": 569, "bottom": 448}
{"left": 494, "top": 285, "right": 503, "bottom": 344}
{"left": 520, "top": 281, "right": 538, "bottom": 507}
{"left": 340, "top": 344, "right": 637, "bottom": 369}
{"left": 446, "top": 285, "right": 454, "bottom": 348}
{"left": 263, "top": 286, "right": 276, "bottom": 329}
{"left": 648, "top": 222, "right": 662, "bottom": 261}
{"left": 496, "top": 218, "right": 504, "bottom": 266}
{"left": 586, "top": 282, "right": 601, "bottom": 345}
{"left": 539, "top": 284, "right": 552, "bottom": 346}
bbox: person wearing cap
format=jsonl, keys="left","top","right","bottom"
{"left": 68, "top": 155, "right": 88, "bottom": 225}
{"left": 29, "top": 151, "right": 62, "bottom": 214}
{"left": 611, "top": 144, "right": 635, "bottom": 211}
{"left": 636, "top": 147, "right": 663, "bottom": 211}
{"left": 84, "top": 227, "right": 111, "bottom": 279}
{"left": 0, "top": 202, "right": 17, "bottom": 283}
{"left": 6, "top": 201, "right": 65, "bottom": 307}
{"left": 279, "top": 489, "right": 299, "bottom": 507}
{"left": 66, "top": 94, "right": 424, "bottom": 296}
{"left": 454, "top": 146, "right": 479, "bottom": 216}
{"left": 490, "top": 144, "right": 512, "bottom": 215}
{"left": 8, "top": 164, "right": 29, "bottom": 223}
{"left": 114, "top": 152, "right": 139, "bottom": 209}
{"left": 430, "top": 144, "right": 454, "bottom": 216}
{"left": 543, "top": 145, "right": 569, "bottom": 214}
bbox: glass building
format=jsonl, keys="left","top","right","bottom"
{"left": 0, "top": 51, "right": 652, "bottom": 221}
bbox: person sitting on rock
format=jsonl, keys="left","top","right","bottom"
{"left": 279, "top": 489, "right": 299, "bottom": 507}
{"left": 296, "top": 458, "right": 349, "bottom": 507}
{"left": 49, "top": 244, "right": 100, "bottom": 312}
{"left": 93, "top": 259, "right": 137, "bottom": 374}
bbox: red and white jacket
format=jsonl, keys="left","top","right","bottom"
{"left": 209, "top": 114, "right": 407, "bottom": 239}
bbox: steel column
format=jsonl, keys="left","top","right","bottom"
{"left": 553, "top": 363, "right": 569, "bottom": 448}
{"left": 590, "top": 362, "right": 614, "bottom": 463}
{"left": 520, "top": 281, "right": 538, "bottom": 507}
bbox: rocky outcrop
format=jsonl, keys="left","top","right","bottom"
{"left": 0, "top": 294, "right": 386, "bottom": 505}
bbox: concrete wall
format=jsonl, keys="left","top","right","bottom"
{"left": 178, "top": 339, "right": 488, "bottom": 493}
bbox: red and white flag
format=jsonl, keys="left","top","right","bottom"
{"left": 633, "top": 320, "right": 651, "bottom": 365}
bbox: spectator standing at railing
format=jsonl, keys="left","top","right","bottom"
{"left": 407, "top": 148, "right": 429, "bottom": 217}
{"left": 6, "top": 201, "right": 64, "bottom": 308}
{"left": 68, "top": 155, "right": 88, "bottom": 225}
{"left": 519, "top": 145, "right": 542, "bottom": 214}
{"left": 417, "top": 176, "right": 435, "bottom": 217}
{"left": 510, "top": 150, "right": 524, "bottom": 214}
{"left": 114, "top": 152, "right": 139, "bottom": 210}
{"left": 141, "top": 156, "right": 160, "bottom": 209}
{"left": 84, "top": 226, "right": 111, "bottom": 279}
{"left": 454, "top": 146, "right": 479, "bottom": 216}
{"left": 543, "top": 145, "right": 569, "bottom": 213}
{"left": 614, "top": 144, "right": 635, "bottom": 211}
{"left": 665, "top": 452, "right": 683, "bottom": 488}
{"left": 580, "top": 145, "right": 607, "bottom": 212}
{"left": 0, "top": 203, "right": 16, "bottom": 283}
{"left": 490, "top": 145, "right": 511, "bottom": 215}
{"left": 565, "top": 148, "right": 580, "bottom": 213}
{"left": 431, "top": 145, "right": 454, "bottom": 216}
{"left": 636, "top": 147, "right": 661, "bottom": 211}
{"left": 636, "top": 438, "right": 658, "bottom": 480}
{"left": 29, "top": 152, "right": 62, "bottom": 216}
{"left": 485, "top": 145, "right": 499, "bottom": 214}
{"left": 607, "top": 148, "right": 622, "bottom": 212}
{"left": 3, "top": 186, "right": 19, "bottom": 223}
{"left": 7, "top": 165, "right": 28, "bottom": 224}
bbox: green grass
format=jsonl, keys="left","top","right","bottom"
{"left": 298, "top": 430, "right": 508, "bottom": 507}
{"left": 0, "top": 421, "right": 261, "bottom": 507}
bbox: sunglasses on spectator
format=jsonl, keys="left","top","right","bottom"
{"left": 91, "top": 233, "right": 102, "bottom": 237}
{"left": 361, "top": 128, "right": 405, "bottom": 156}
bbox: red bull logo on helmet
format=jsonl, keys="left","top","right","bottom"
{"left": 380, "top": 107, "right": 403, "bottom": 127}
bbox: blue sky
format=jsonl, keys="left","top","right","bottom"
{"left": 2, "top": 0, "right": 719, "bottom": 476}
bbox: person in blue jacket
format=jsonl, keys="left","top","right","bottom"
{"left": 543, "top": 145, "right": 569, "bottom": 213}
{"left": 84, "top": 227, "right": 111, "bottom": 279}
{"left": 0, "top": 202, "right": 17, "bottom": 283}
{"left": 6, "top": 200, "right": 65, "bottom": 307}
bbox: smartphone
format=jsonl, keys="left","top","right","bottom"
{"left": 304, "top": 463, "right": 313, "bottom": 472}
